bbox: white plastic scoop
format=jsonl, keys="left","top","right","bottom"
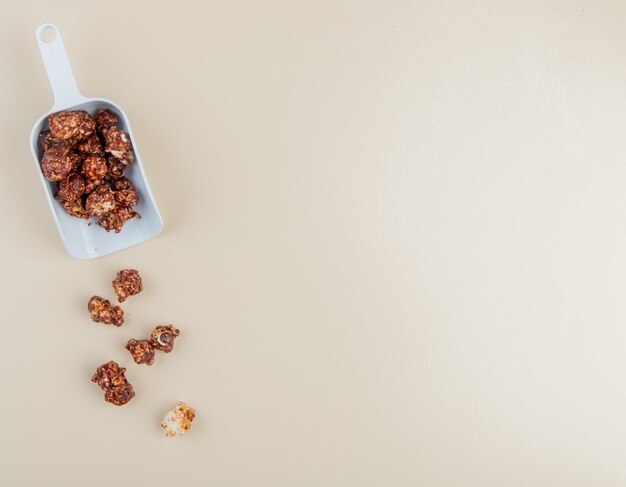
{"left": 29, "top": 23, "right": 163, "bottom": 259}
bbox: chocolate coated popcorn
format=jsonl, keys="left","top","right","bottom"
{"left": 150, "top": 325, "right": 180, "bottom": 353}
{"left": 97, "top": 206, "right": 139, "bottom": 233}
{"left": 81, "top": 154, "right": 108, "bottom": 180}
{"left": 103, "top": 127, "right": 133, "bottom": 162}
{"left": 88, "top": 295, "right": 124, "bottom": 326}
{"left": 125, "top": 339, "right": 155, "bottom": 366}
{"left": 49, "top": 110, "right": 95, "bottom": 141}
{"left": 57, "top": 173, "right": 85, "bottom": 202}
{"left": 112, "top": 177, "right": 139, "bottom": 207}
{"left": 62, "top": 199, "right": 90, "bottom": 219}
{"left": 95, "top": 109, "right": 118, "bottom": 132}
{"left": 39, "top": 130, "right": 74, "bottom": 155}
{"left": 112, "top": 269, "right": 143, "bottom": 303}
{"left": 106, "top": 156, "right": 126, "bottom": 179}
{"left": 91, "top": 361, "right": 135, "bottom": 406}
{"left": 41, "top": 147, "right": 74, "bottom": 181}
{"left": 91, "top": 361, "right": 127, "bottom": 390}
{"left": 77, "top": 134, "right": 104, "bottom": 157}
{"left": 86, "top": 185, "right": 116, "bottom": 217}
{"left": 83, "top": 178, "right": 104, "bottom": 195}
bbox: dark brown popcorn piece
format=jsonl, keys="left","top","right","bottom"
{"left": 57, "top": 173, "right": 85, "bottom": 202}
{"left": 150, "top": 325, "right": 180, "bottom": 353}
{"left": 88, "top": 295, "right": 124, "bottom": 326}
{"left": 39, "top": 130, "right": 59, "bottom": 152}
{"left": 61, "top": 199, "right": 90, "bottom": 219}
{"left": 114, "top": 188, "right": 139, "bottom": 207}
{"left": 112, "top": 177, "right": 139, "bottom": 207}
{"left": 103, "top": 127, "right": 133, "bottom": 160}
{"left": 104, "top": 383, "right": 135, "bottom": 406}
{"left": 39, "top": 130, "right": 75, "bottom": 155}
{"left": 97, "top": 206, "right": 140, "bottom": 233}
{"left": 91, "top": 361, "right": 135, "bottom": 406}
{"left": 91, "top": 361, "right": 127, "bottom": 390}
{"left": 95, "top": 109, "right": 118, "bottom": 132}
{"left": 106, "top": 156, "right": 126, "bottom": 179}
{"left": 41, "top": 147, "right": 74, "bottom": 181}
{"left": 86, "top": 185, "right": 116, "bottom": 217}
{"left": 83, "top": 179, "right": 104, "bottom": 195}
{"left": 117, "top": 149, "right": 135, "bottom": 165}
{"left": 77, "top": 134, "right": 104, "bottom": 157}
{"left": 49, "top": 110, "right": 95, "bottom": 141}
{"left": 68, "top": 152, "right": 82, "bottom": 173}
{"left": 81, "top": 155, "right": 108, "bottom": 180}
{"left": 111, "top": 177, "right": 134, "bottom": 191}
{"left": 125, "top": 339, "right": 155, "bottom": 366}
{"left": 112, "top": 269, "right": 143, "bottom": 302}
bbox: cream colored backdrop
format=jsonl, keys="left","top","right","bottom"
{"left": 1, "top": 0, "right": 626, "bottom": 485}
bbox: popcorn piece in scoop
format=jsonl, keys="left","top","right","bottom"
{"left": 112, "top": 177, "right": 139, "bottom": 207}
{"left": 49, "top": 110, "right": 95, "bottom": 141}
{"left": 106, "top": 156, "right": 126, "bottom": 179}
{"left": 95, "top": 109, "right": 118, "bottom": 132}
{"left": 83, "top": 178, "right": 104, "bottom": 195}
{"left": 77, "top": 134, "right": 104, "bottom": 157}
{"left": 81, "top": 155, "right": 108, "bottom": 181}
{"left": 62, "top": 199, "right": 90, "bottom": 219}
{"left": 86, "top": 185, "right": 116, "bottom": 217}
{"left": 41, "top": 147, "right": 74, "bottom": 181}
{"left": 97, "top": 206, "right": 140, "bottom": 233}
{"left": 57, "top": 173, "right": 85, "bottom": 202}
{"left": 39, "top": 130, "right": 75, "bottom": 155}
{"left": 103, "top": 127, "right": 132, "bottom": 160}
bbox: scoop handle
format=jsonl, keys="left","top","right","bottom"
{"left": 35, "top": 23, "right": 87, "bottom": 111}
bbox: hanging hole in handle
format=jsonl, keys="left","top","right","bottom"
{"left": 40, "top": 26, "right": 57, "bottom": 43}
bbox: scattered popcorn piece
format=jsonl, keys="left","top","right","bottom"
{"left": 125, "top": 338, "right": 155, "bottom": 366}
{"left": 161, "top": 402, "right": 196, "bottom": 438}
{"left": 112, "top": 269, "right": 143, "bottom": 303}
{"left": 91, "top": 361, "right": 135, "bottom": 406}
{"left": 150, "top": 324, "right": 180, "bottom": 353}
{"left": 88, "top": 295, "right": 124, "bottom": 326}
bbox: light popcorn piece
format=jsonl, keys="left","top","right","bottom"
{"left": 161, "top": 402, "right": 196, "bottom": 438}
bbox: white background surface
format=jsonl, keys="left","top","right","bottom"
{"left": 1, "top": 0, "right": 626, "bottom": 485}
